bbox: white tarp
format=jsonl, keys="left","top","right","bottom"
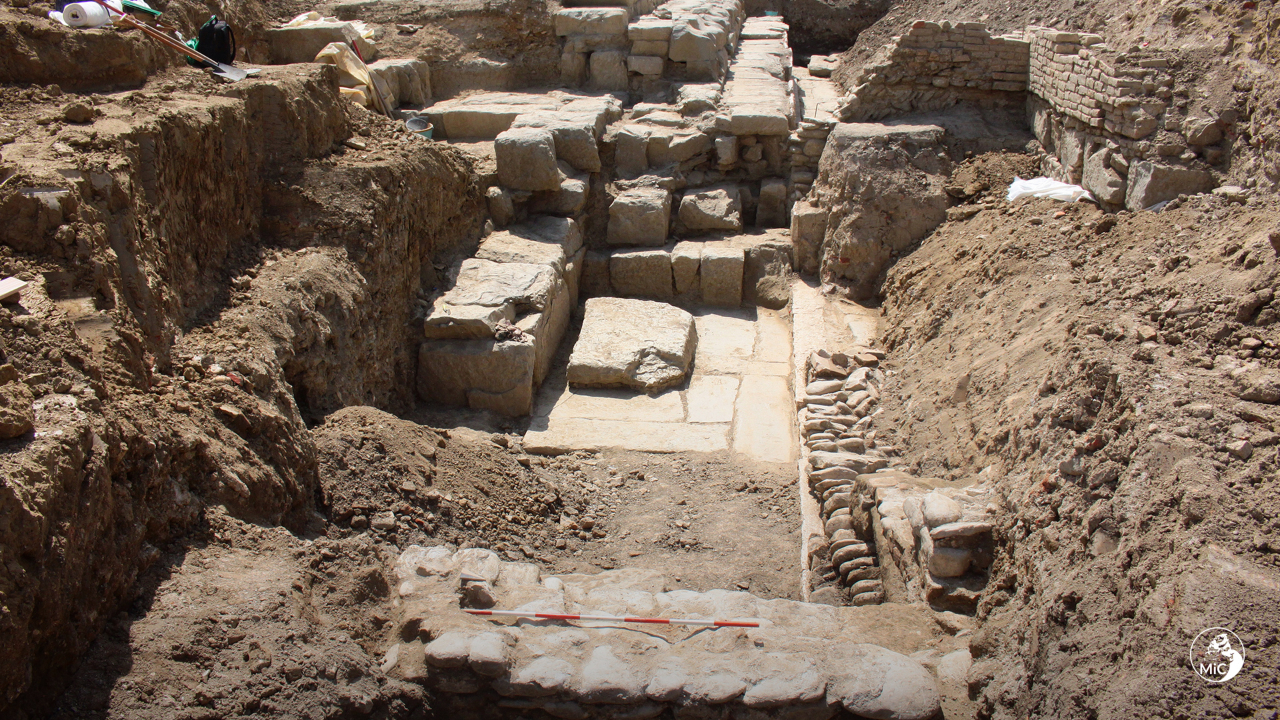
{"left": 1007, "top": 177, "right": 1096, "bottom": 203}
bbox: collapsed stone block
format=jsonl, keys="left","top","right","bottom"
{"left": 567, "top": 298, "right": 696, "bottom": 391}
{"left": 610, "top": 249, "right": 674, "bottom": 299}
{"left": 607, "top": 187, "right": 671, "bottom": 246}
{"left": 1083, "top": 148, "right": 1125, "bottom": 206}
{"left": 511, "top": 113, "right": 601, "bottom": 172}
{"left": 678, "top": 186, "right": 742, "bottom": 234}
{"left": 423, "top": 259, "right": 561, "bottom": 339}
{"left": 1125, "top": 161, "right": 1214, "bottom": 211}
{"left": 495, "top": 127, "right": 562, "bottom": 191}
{"left": 668, "top": 16, "right": 722, "bottom": 64}
{"left": 701, "top": 245, "right": 744, "bottom": 307}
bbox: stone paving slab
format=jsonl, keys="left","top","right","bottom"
{"left": 549, "top": 387, "right": 685, "bottom": 423}
{"left": 733, "top": 374, "right": 795, "bottom": 462}
{"left": 524, "top": 417, "right": 730, "bottom": 454}
{"left": 685, "top": 375, "right": 739, "bottom": 423}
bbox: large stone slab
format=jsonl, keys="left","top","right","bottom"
{"left": 524, "top": 418, "right": 729, "bottom": 454}
{"left": 567, "top": 298, "right": 696, "bottom": 391}
{"left": 607, "top": 187, "right": 671, "bottom": 246}
{"left": 495, "top": 127, "right": 562, "bottom": 191}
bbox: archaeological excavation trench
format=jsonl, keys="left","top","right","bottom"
{"left": 2, "top": 0, "right": 1280, "bottom": 719}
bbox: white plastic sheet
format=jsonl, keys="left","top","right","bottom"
{"left": 1006, "top": 177, "right": 1096, "bottom": 203}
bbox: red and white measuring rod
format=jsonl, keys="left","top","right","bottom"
{"left": 464, "top": 609, "right": 759, "bottom": 628}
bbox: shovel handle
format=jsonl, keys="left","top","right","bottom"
{"left": 88, "top": 0, "right": 224, "bottom": 68}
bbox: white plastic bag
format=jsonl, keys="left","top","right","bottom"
{"left": 1006, "top": 177, "right": 1096, "bottom": 203}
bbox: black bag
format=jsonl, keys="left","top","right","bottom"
{"left": 195, "top": 16, "right": 236, "bottom": 65}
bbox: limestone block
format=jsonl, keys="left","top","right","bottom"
{"left": 716, "top": 135, "right": 738, "bottom": 165}
{"left": 829, "top": 644, "right": 941, "bottom": 720}
{"left": 368, "top": 58, "right": 431, "bottom": 105}
{"left": 567, "top": 297, "right": 696, "bottom": 391}
{"left": 1125, "top": 161, "right": 1214, "bottom": 211}
{"left": 701, "top": 246, "right": 744, "bottom": 307}
{"left": 554, "top": 8, "right": 629, "bottom": 36}
{"left": 418, "top": 337, "right": 536, "bottom": 415}
{"left": 486, "top": 186, "right": 514, "bottom": 228}
{"left": 267, "top": 22, "right": 377, "bottom": 64}
{"left": 1082, "top": 147, "right": 1125, "bottom": 205}
{"left": 511, "top": 112, "right": 602, "bottom": 172}
{"left": 808, "top": 55, "right": 836, "bottom": 78}
{"left": 632, "top": 40, "right": 669, "bottom": 57}
{"left": 649, "top": 130, "right": 713, "bottom": 167}
{"left": 671, "top": 241, "right": 703, "bottom": 295}
{"left": 676, "top": 83, "right": 722, "bottom": 114}
{"left": 615, "top": 126, "right": 651, "bottom": 177}
{"left": 607, "top": 187, "right": 671, "bottom": 246}
{"left": 476, "top": 227, "right": 571, "bottom": 274}
{"left": 528, "top": 171, "right": 590, "bottom": 217}
{"left": 1183, "top": 116, "right": 1223, "bottom": 146}
{"left": 628, "top": 17, "right": 674, "bottom": 40}
{"left": 495, "top": 127, "right": 562, "bottom": 191}
{"left": 590, "top": 50, "right": 629, "bottom": 91}
{"left": 610, "top": 249, "right": 674, "bottom": 299}
{"left": 561, "top": 51, "right": 587, "bottom": 86}
{"left": 730, "top": 109, "right": 790, "bottom": 136}
{"left": 668, "top": 17, "right": 722, "bottom": 64}
{"left": 742, "top": 236, "right": 793, "bottom": 309}
{"left": 790, "top": 200, "right": 826, "bottom": 275}
{"left": 424, "top": 259, "right": 561, "bottom": 338}
{"left": 628, "top": 55, "right": 665, "bottom": 76}
{"left": 678, "top": 186, "right": 742, "bottom": 233}
{"left": 756, "top": 177, "right": 788, "bottom": 227}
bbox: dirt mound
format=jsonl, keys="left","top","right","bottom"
{"left": 50, "top": 510, "right": 428, "bottom": 720}
{"left": 874, "top": 186, "right": 1280, "bottom": 719}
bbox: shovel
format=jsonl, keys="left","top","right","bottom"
{"left": 89, "top": 0, "right": 249, "bottom": 81}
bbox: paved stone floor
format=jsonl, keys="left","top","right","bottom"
{"left": 524, "top": 307, "right": 796, "bottom": 463}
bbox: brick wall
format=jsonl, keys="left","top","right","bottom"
{"left": 1026, "top": 27, "right": 1174, "bottom": 140}
{"left": 836, "top": 21, "right": 1030, "bottom": 122}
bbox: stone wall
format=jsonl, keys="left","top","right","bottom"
{"left": 1024, "top": 27, "right": 1223, "bottom": 210}
{"left": 836, "top": 21, "right": 1030, "bottom": 123}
